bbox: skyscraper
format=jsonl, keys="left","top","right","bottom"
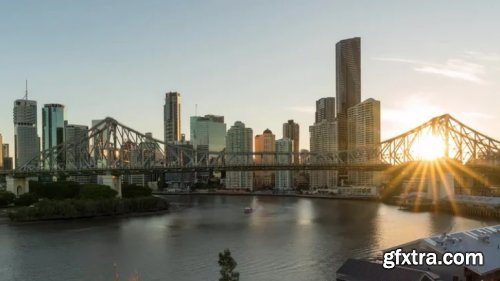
{"left": 2, "top": 143, "right": 13, "bottom": 170}
{"left": 255, "top": 129, "right": 276, "bottom": 188}
{"left": 347, "top": 98, "right": 381, "bottom": 186}
{"left": 14, "top": 98, "right": 39, "bottom": 168}
{"left": 315, "top": 98, "right": 336, "bottom": 123}
{"left": 164, "top": 92, "right": 181, "bottom": 145}
{"left": 275, "top": 138, "right": 294, "bottom": 190}
{"left": 283, "top": 119, "right": 300, "bottom": 164}
{"left": 225, "top": 121, "right": 253, "bottom": 190}
{"left": 64, "top": 124, "right": 88, "bottom": 169}
{"left": 190, "top": 114, "right": 226, "bottom": 155}
{"left": 42, "top": 104, "right": 65, "bottom": 168}
{"left": 336, "top": 37, "right": 361, "bottom": 154}
{"left": 309, "top": 98, "right": 339, "bottom": 189}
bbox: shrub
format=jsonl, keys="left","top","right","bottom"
{"left": 0, "top": 190, "right": 16, "bottom": 207}
{"left": 14, "top": 193, "right": 39, "bottom": 206}
{"left": 30, "top": 181, "right": 80, "bottom": 200}
{"left": 78, "top": 184, "right": 118, "bottom": 200}
{"left": 122, "top": 184, "right": 152, "bottom": 198}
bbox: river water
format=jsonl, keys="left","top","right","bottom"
{"left": 0, "top": 195, "right": 498, "bottom": 281}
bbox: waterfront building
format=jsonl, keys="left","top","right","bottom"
{"left": 64, "top": 124, "right": 88, "bottom": 169}
{"left": 125, "top": 132, "right": 163, "bottom": 188}
{"left": 42, "top": 104, "right": 65, "bottom": 169}
{"left": 190, "top": 114, "right": 226, "bottom": 158}
{"left": 164, "top": 92, "right": 181, "bottom": 146}
{"left": 283, "top": 119, "right": 300, "bottom": 164}
{"left": 336, "top": 37, "right": 361, "bottom": 156}
{"left": 63, "top": 123, "right": 89, "bottom": 183}
{"left": 14, "top": 98, "right": 40, "bottom": 168}
{"left": 255, "top": 129, "right": 276, "bottom": 188}
{"left": 275, "top": 138, "right": 294, "bottom": 190}
{"left": 225, "top": 121, "right": 253, "bottom": 190}
{"left": 165, "top": 138, "right": 195, "bottom": 189}
{"left": 347, "top": 98, "right": 381, "bottom": 186}
{"left": 309, "top": 97, "right": 339, "bottom": 189}
{"left": 309, "top": 120, "right": 338, "bottom": 189}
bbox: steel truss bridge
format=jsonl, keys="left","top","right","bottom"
{"left": 1, "top": 114, "right": 499, "bottom": 178}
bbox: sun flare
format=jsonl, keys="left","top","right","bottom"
{"left": 412, "top": 134, "right": 445, "bottom": 160}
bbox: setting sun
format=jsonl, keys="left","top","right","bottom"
{"left": 412, "top": 133, "right": 445, "bottom": 160}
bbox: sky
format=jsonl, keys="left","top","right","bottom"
{"left": 1, "top": 0, "right": 500, "bottom": 156}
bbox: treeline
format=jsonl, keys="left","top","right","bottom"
{"left": 6, "top": 181, "right": 168, "bottom": 222}
{"left": 9, "top": 197, "right": 169, "bottom": 222}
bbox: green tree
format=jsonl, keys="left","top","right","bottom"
{"left": 0, "top": 190, "right": 16, "bottom": 207}
{"left": 218, "top": 249, "right": 239, "bottom": 281}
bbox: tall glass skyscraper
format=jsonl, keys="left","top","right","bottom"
{"left": 42, "top": 104, "right": 65, "bottom": 168}
{"left": 14, "top": 99, "right": 39, "bottom": 168}
{"left": 336, "top": 37, "right": 361, "bottom": 154}
{"left": 190, "top": 114, "right": 226, "bottom": 158}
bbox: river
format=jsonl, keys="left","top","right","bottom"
{"left": 0, "top": 195, "right": 498, "bottom": 281}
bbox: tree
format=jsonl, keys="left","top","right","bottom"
{"left": 218, "top": 249, "right": 239, "bottom": 281}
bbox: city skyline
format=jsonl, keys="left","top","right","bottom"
{"left": 1, "top": 1, "right": 500, "bottom": 156}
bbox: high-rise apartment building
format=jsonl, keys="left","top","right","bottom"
{"left": 225, "top": 121, "right": 253, "bottom": 190}
{"left": 14, "top": 99, "right": 39, "bottom": 168}
{"left": 309, "top": 97, "right": 339, "bottom": 189}
{"left": 315, "top": 98, "right": 336, "bottom": 123}
{"left": 275, "top": 138, "right": 294, "bottom": 190}
{"left": 336, "top": 37, "right": 361, "bottom": 154}
{"left": 283, "top": 119, "right": 300, "bottom": 164}
{"left": 190, "top": 114, "right": 226, "bottom": 155}
{"left": 347, "top": 98, "right": 381, "bottom": 186}
{"left": 309, "top": 120, "right": 338, "bottom": 189}
{"left": 42, "top": 104, "right": 65, "bottom": 168}
{"left": 164, "top": 92, "right": 181, "bottom": 146}
{"left": 255, "top": 129, "right": 276, "bottom": 188}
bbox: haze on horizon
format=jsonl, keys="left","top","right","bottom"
{"left": 1, "top": 0, "right": 500, "bottom": 153}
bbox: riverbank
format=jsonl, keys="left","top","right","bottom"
{"left": 153, "top": 190, "right": 378, "bottom": 201}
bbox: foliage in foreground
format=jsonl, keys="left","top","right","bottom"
{"left": 121, "top": 184, "right": 152, "bottom": 198}
{"left": 218, "top": 249, "right": 240, "bottom": 281}
{"left": 8, "top": 196, "right": 169, "bottom": 222}
{"left": 0, "top": 190, "right": 16, "bottom": 207}
{"left": 29, "top": 181, "right": 118, "bottom": 200}
{"left": 14, "top": 193, "right": 39, "bottom": 206}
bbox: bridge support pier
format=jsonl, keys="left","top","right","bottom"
{"left": 98, "top": 175, "right": 122, "bottom": 198}
{"left": 6, "top": 176, "right": 38, "bottom": 196}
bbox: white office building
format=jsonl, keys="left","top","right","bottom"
{"left": 14, "top": 99, "right": 39, "bottom": 168}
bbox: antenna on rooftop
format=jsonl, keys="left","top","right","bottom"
{"left": 195, "top": 104, "right": 198, "bottom": 116}
{"left": 24, "top": 79, "right": 28, "bottom": 100}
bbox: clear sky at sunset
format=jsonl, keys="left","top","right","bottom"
{"left": 1, "top": 0, "right": 500, "bottom": 153}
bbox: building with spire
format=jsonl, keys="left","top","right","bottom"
{"left": 13, "top": 82, "right": 40, "bottom": 168}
